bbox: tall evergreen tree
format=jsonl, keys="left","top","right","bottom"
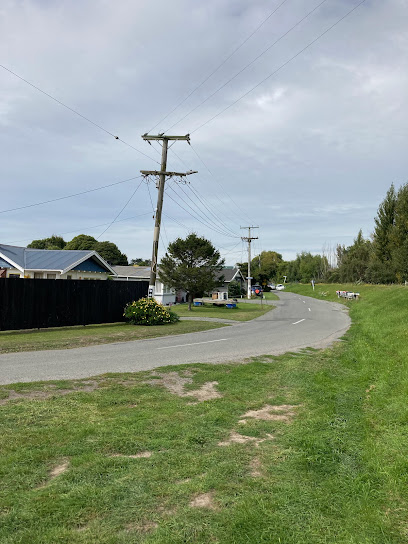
{"left": 373, "top": 183, "right": 396, "bottom": 262}
{"left": 159, "top": 234, "right": 224, "bottom": 310}
{"left": 391, "top": 183, "right": 408, "bottom": 282}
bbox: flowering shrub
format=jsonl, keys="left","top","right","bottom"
{"left": 124, "top": 297, "right": 179, "bottom": 326}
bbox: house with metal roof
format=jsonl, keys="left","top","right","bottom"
{"left": 111, "top": 265, "right": 180, "bottom": 305}
{"left": 112, "top": 265, "right": 245, "bottom": 303}
{"left": 0, "top": 244, "right": 116, "bottom": 280}
{"left": 211, "top": 267, "right": 246, "bottom": 300}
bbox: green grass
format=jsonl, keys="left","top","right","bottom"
{"left": 263, "top": 291, "right": 280, "bottom": 301}
{"left": 0, "top": 321, "right": 226, "bottom": 354}
{"left": 172, "top": 300, "right": 274, "bottom": 321}
{"left": 1, "top": 284, "right": 408, "bottom": 542}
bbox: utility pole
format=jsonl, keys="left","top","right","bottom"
{"left": 141, "top": 133, "right": 197, "bottom": 298}
{"left": 241, "top": 226, "right": 259, "bottom": 299}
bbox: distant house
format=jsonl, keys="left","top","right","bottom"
{"left": 0, "top": 244, "right": 116, "bottom": 280}
{"left": 111, "top": 266, "right": 180, "bottom": 305}
{"left": 210, "top": 267, "right": 246, "bottom": 300}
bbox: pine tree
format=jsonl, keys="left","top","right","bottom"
{"left": 159, "top": 234, "right": 225, "bottom": 310}
{"left": 391, "top": 183, "right": 408, "bottom": 282}
{"left": 373, "top": 183, "right": 396, "bottom": 262}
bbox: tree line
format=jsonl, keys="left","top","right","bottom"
{"left": 239, "top": 183, "right": 408, "bottom": 285}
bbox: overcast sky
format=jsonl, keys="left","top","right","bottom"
{"left": 1, "top": 0, "right": 407, "bottom": 265}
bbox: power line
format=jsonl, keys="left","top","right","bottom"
{"left": 165, "top": 0, "right": 329, "bottom": 132}
{"left": 0, "top": 175, "right": 142, "bottom": 214}
{"left": 97, "top": 177, "right": 144, "bottom": 239}
{"left": 165, "top": 187, "right": 239, "bottom": 239}
{"left": 0, "top": 64, "right": 160, "bottom": 164}
{"left": 167, "top": 146, "right": 243, "bottom": 229}
{"left": 189, "top": 143, "right": 256, "bottom": 225}
{"left": 6, "top": 211, "right": 152, "bottom": 245}
{"left": 169, "top": 184, "right": 240, "bottom": 239}
{"left": 186, "top": 184, "right": 240, "bottom": 237}
{"left": 147, "top": 0, "right": 290, "bottom": 133}
{"left": 191, "top": 0, "right": 367, "bottom": 133}
{"left": 163, "top": 212, "right": 190, "bottom": 232}
{"left": 176, "top": 183, "right": 240, "bottom": 238}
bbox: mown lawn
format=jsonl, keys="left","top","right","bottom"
{"left": 1, "top": 284, "right": 408, "bottom": 543}
{"left": 172, "top": 300, "right": 274, "bottom": 321}
{"left": 0, "top": 321, "right": 226, "bottom": 354}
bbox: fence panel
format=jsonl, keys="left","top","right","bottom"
{"left": 0, "top": 279, "right": 148, "bottom": 331}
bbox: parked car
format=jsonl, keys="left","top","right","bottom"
{"left": 276, "top": 284, "right": 285, "bottom": 291}
{"left": 251, "top": 284, "right": 263, "bottom": 296}
{"left": 268, "top": 283, "right": 276, "bottom": 290}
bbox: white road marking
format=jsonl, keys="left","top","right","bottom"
{"left": 308, "top": 308, "right": 311, "bottom": 312}
{"left": 157, "top": 339, "right": 227, "bottom": 350}
{"left": 303, "top": 300, "right": 305, "bottom": 303}
{"left": 292, "top": 319, "right": 306, "bottom": 325}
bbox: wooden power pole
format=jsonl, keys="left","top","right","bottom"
{"left": 241, "top": 226, "right": 259, "bottom": 299}
{"left": 141, "top": 133, "right": 196, "bottom": 298}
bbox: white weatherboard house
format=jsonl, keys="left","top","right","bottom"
{"left": 0, "top": 244, "right": 116, "bottom": 280}
{"left": 112, "top": 266, "right": 178, "bottom": 305}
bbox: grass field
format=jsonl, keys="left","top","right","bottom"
{"left": 0, "top": 320, "right": 226, "bottom": 354}
{"left": 1, "top": 284, "right": 408, "bottom": 542}
{"left": 172, "top": 300, "right": 274, "bottom": 321}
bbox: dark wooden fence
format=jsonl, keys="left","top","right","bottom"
{"left": 0, "top": 279, "right": 148, "bottom": 331}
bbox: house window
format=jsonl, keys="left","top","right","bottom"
{"left": 47, "top": 273, "right": 57, "bottom": 279}
{"left": 34, "top": 273, "right": 43, "bottom": 279}
{"left": 66, "top": 275, "right": 72, "bottom": 280}
{"left": 8, "top": 274, "right": 21, "bottom": 279}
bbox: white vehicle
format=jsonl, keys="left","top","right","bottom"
{"left": 276, "top": 284, "right": 285, "bottom": 291}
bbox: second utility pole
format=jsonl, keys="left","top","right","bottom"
{"left": 241, "top": 226, "right": 259, "bottom": 299}
{"left": 141, "top": 133, "right": 196, "bottom": 298}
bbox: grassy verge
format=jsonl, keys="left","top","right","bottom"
{"left": 1, "top": 284, "right": 408, "bottom": 542}
{"left": 172, "top": 300, "right": 274, "bottom": 321}
{"left": 0, "top": 321, "right": 226, "bottom": 354}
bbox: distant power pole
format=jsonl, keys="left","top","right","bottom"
{"left": 241, "top": 226, "right": 259, "bottom": 299}
{"left": 141, "top": 133, "right": 197, "bottom": 298}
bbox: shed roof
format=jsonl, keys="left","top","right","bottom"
{"left": 112, "top": 265, "right": 151, "bottom": 278}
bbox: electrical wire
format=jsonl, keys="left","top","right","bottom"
{"left": 6, "top": 211, "right": 152, "bottom": 245}
{"left": 147, "top": 0, "right": 290, "bottom": 133}
{"left": 191, "top": 0, "right": 367, "bottom": 133}
{"left": 97, "top": 177, "right": 144, "bottom": 239}
{"left": 165, "top": 188, "right": 239, "bottom": 239}
{"left": 167, "top": 146, "right": 243, "bottom": 229}
{"left": 168, "top": 184, "right": 240, "bottom": 239}
{"left": 0, "top": 175, "right": 142, "bottom": 214}
{"left": 186, "top": 184, "right": 240, "bottom": 237}
{"left": 165, "top": 0, "right": 328, "bottom": 132}
{"left": 189, "top": 143, "right": 256, "bottom": 225}
{"left": 176, "top": 183, "right": 240, "bottom": 239}
{"left": 0, "top": 64, "right": 160, "bottom": 164}
{"left": 163, "top": 212, "right": 191, "bottom": 233}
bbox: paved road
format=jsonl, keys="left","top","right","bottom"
{"left": 0, "top": 292, "right": 350, "bottom": 385}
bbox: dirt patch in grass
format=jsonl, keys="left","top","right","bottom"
{"left": 239, "top": 404, "right": 299, "bottom": 423}
{"left": 146, "top": 371, "right": 222, "bottom": 402}
{"left": 111, "top": 451, "right": 152, "bottom": 459}
{"left": 0, "top": 381, "right": 99, "bottom": 405}
{"left": 218, "top": 431, "right": 274, "bottom": 447}
{"left": 37, "top": 459, "right": 70, "bottom": 488}
{"left": 190, "top": 491, "right": 218, "bottom": 510}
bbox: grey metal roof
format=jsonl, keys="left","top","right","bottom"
{"left": 215, "top": 267, "right": 243, "bottom": 283}
{"left": 112, "top": 266, "right": 150, "bottom": 278}
{"left": 0, "top": 245, "right": 25, "bottom": 268}
{"left": 0, "top": 244, "right": 112, "bottom": 273}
